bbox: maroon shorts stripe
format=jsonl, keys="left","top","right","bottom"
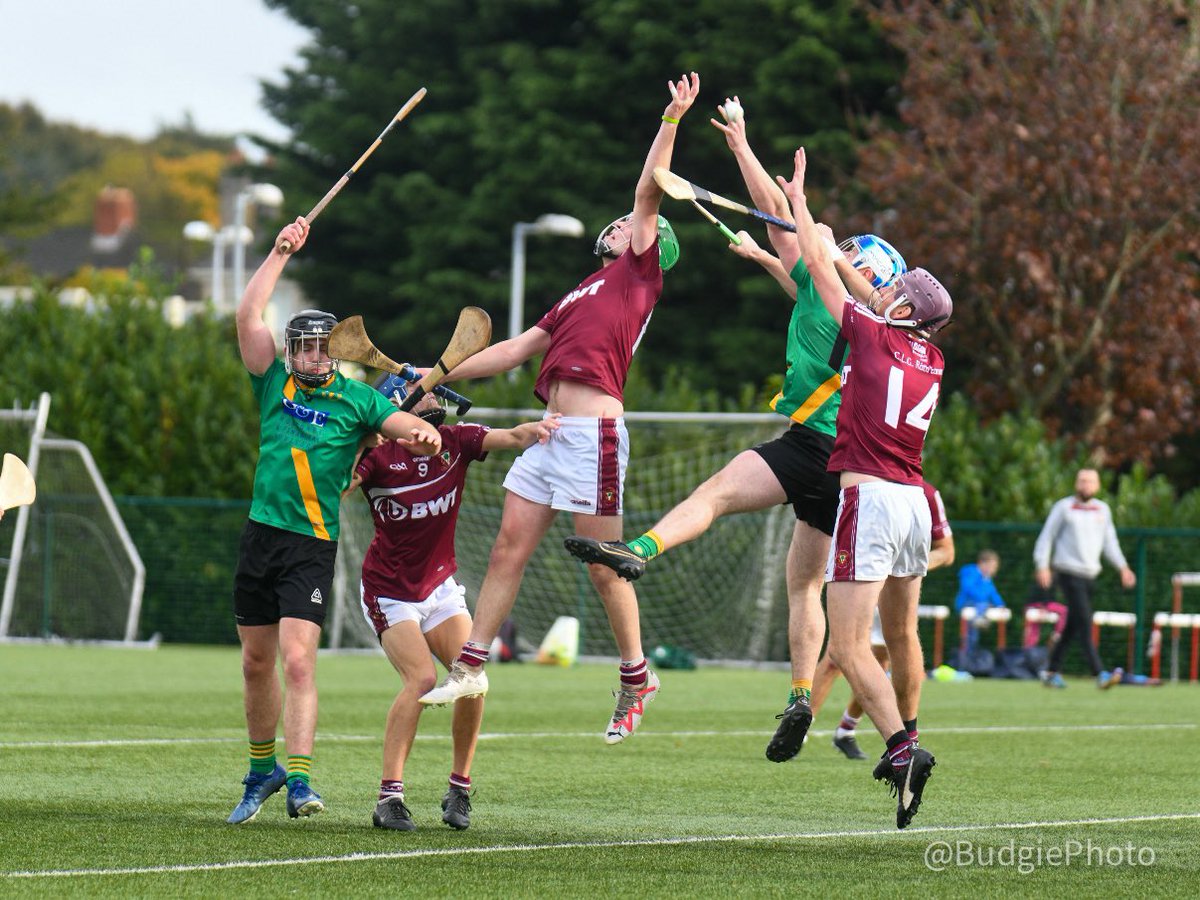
{"left": 831, "top": 484, "right": 859, "bottom": 581}
{"left": 596, "top": 418, "right": 621, "bottom": 516}
{"left": 361, "top": 591, "right": 390, "bottom": 637}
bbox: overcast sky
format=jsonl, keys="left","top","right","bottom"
{"left": 0, "top": 0, "right": 310, "bottom": 142}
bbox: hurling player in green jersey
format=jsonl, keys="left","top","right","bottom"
{"left": 565, "top": 99, "right": 905, "bottom": 765}
{"left": 226, "top": 216, "right": 442, "bottom": 826}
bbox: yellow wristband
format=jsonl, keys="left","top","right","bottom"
{"left": 661, "top": 114, "right": 680, "bottom": 125}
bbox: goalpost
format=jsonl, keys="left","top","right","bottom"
{"left": 0, "top": 393, "right": 148, "bottom": 645}
{"left": 328, "top": 407, "right": 794, "bottom": 662}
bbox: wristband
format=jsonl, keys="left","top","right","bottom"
{"left": 661, "top": 114, "right": 680, "bottom": 125}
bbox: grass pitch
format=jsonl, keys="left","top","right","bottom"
{"left": 0, "top": 644, "right": 1196, "bottom": 897}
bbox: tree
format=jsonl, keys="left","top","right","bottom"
{"left": 847, "top": 1, "right": 1200, "bottom": 467}
{"left": 257, "top": 0, "right": 901, "bottom": 388}
{"left": 2, "top": 253, "right": 260, "bottom": 498}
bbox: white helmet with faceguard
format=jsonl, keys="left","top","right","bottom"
{"left": 284, "top": 309, "right": 339, "bottom": 388}
{"left": 838, "top": 234, "right": 907, "bottom": 289}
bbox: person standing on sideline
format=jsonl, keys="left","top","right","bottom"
{"left": 564, "top": 100, "right": 906, "bottom": 763}
{"left": 417, "top": 73, "right": 700, "bottom": 745}
{"left": 226, "top": 217, "right": 442, "bottom": 825}
{"left": 1033, "top": 468, "right": 1136, "bottom": 689}
{"left": 779, "top": 146, "right": 954, "bottom": 829}
{"left": 954, "top": 550, "right": 1007, "bottom": 652}
{"left": 348, "top": 376, "right": 558, "bottom": 832}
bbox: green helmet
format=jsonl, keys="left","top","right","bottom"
{"left": 655, "top": 215, "right": 679, "bottom": 272}
{"left": 593, "top": 213, "right": 680, "bottom": 272}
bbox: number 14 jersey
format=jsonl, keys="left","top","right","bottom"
{"left": 828, "top": 301, "right": 944, "bottom": 486}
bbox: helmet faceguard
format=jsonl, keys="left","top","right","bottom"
{"left": 593, "top": 214, "right": 679, "bottom": 271}
{"left": 285, "top": 309, "right": 339, "bottom": 388}
{"left": 376, "top": 372, "right": 447, "bottom": 428}
{"left": 838, "top": 234, "right": 907, "bottom": 289}
{"left": 878, "top": 268, "right": 953, "bottom": 336}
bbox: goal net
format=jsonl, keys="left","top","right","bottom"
{"left": 0, "top": 394, "right": 147, "bottom": 645}
{"left": 329, "top": 408, "right": 794, "bottom": 662}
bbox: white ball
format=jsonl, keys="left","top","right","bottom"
{"left": 722, "top": 101, "right": 744, "bottom": 123}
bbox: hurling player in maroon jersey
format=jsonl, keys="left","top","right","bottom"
{"left": 779, "top": 147, "right": 953, "bottom": 829}
{"left": 347, "top": 381, "right": 558, "bottom": 831}
{"left": 417, "top": 73, "right": 700, "bottom": 745}
{"left": 812, "top": 482, "right": 954, "bottom": 762}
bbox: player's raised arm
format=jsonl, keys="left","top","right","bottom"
{"left": 630, "top": 72, "right": 700, "bottom": 254}
{"left": 438, "top": 326, "right": 552, "bottom": 383}
{"left": 711, "top": 99, "right": 798, "bottom": 269}
{"left": 777, "top": 149, "right": 845, "bottom": 326}
{"left": 236, "top": 217, "right": 308, "bottom": 374}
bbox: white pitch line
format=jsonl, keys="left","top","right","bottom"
{"left": 0, "top": 721, "right": 1194, "bottom": 750}
{"left": 4, "top": 812, "right": 1199, "bottom": 880}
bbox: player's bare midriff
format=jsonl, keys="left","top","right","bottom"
{"left": 841, "top": 472, "right": 889, "bottom": 487}
{"left": 544, "top": 379, "right": 625, "bottom": 418}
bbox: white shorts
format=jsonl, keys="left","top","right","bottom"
{"left": 502, "top": 415, "right": 629, "bottom": 516}
{"left": 360, "top": 576, "right": 469, "bottom": 638}
{"left": 826, "top": 481, "right": 932, "bottom": 582}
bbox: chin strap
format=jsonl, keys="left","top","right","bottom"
{"left": 418, "top": 408, "right": 447, "bottom": 428}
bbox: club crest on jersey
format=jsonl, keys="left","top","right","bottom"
{"left": 836, "top": 550, "right": 850, "bottom": 568}
{"left": 282, "top": 396, "right": 328, "bottom": 427}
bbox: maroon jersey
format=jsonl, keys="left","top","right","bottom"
{"left": 829, "top": 302, "right": 945, "bottom": 485}
{"left": 356, "top": 423, "right": 489, "bottom": 601}
{"left": 533, "top": 242, "right": 662, "bottom": 405}
{"left": 924, "top": 482, "right": 952, "bottom": 540}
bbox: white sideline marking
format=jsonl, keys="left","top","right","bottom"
{"left": 5, "top": 812, "right": 1199, "bottom": 879}
{"left": 0, "top": 721, "right": 1194, "bottom": 750}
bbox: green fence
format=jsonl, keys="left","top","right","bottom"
{"left": 28, "top": 496, "right": 1200, "bottom": 675}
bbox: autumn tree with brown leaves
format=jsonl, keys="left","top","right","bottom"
{"left": 845, "top": 1, "right": 1200, "bottom": 467}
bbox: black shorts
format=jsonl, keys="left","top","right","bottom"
{"left": 752, "top": 424, "right": 840, "bottom": 536}
{"left": 233, "top": 520, "right": 337, "bottom": 627}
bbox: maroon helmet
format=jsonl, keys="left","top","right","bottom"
{"left": 881, "top": 268, "right": 952, "bottom": 336}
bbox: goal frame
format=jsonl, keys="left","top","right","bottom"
{"left": 1, "top": 393, "right": 147, "bottom": 645}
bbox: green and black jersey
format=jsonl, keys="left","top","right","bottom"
{"left": 247, "top": 358, "right": 394, "bottom": 541}
{"left": 767, "top": 259, "right": 848, "bottom": 437}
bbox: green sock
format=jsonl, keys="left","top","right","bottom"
{"left": 626, "top": 530, "right": 665, "bottom": 561}
{"left": 286, "top": 754, "right": 312, "bottom": 787}
{"left": 249, "top": 739, "right": 276, "bottom": 775}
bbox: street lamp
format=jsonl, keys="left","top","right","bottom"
{"left": 183, "top": 221, "right": 254, "bottom": 312}
{"left": 231, "top": 182, "right": 285, "bottom": 301}
{"left": 509, "top": 213, "right": 586, "bottom": 343}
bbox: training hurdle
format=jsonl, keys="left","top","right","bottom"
{"left": 917, "top": 604, "right": 950, "bottom": 668}
{"left": 958, "top": 606, "right": 1012, "bottom": 649}
{"left": 1091, "top": 610, "right": 1137, "bottom": 673}
{"left": 1149, "top": 612, "right": 1200, "bottom": 683}
{"left": 1023, "top": 604, "right": 1064, "bottom": 647}
{"left": 1152, "top": 573, "right": 1200, "bottom": 683}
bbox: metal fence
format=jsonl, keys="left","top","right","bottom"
{"left": 87, "top": 495, "right": 1200, "bottom": 676}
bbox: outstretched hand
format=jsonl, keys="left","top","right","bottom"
{"left": 536, "top": 413, "right": 563, "bottom": 444}
{"left": 709, "top": 95, "right": 748, "bottom": 152}
{"left": 398, "top": 428, "right": 442, "bottom": 457}
{"left": 665, "top": 71, "right": 701, "bottom": 120}
{"left": 775, "top": 148, "right": 808, "bottom": 208}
